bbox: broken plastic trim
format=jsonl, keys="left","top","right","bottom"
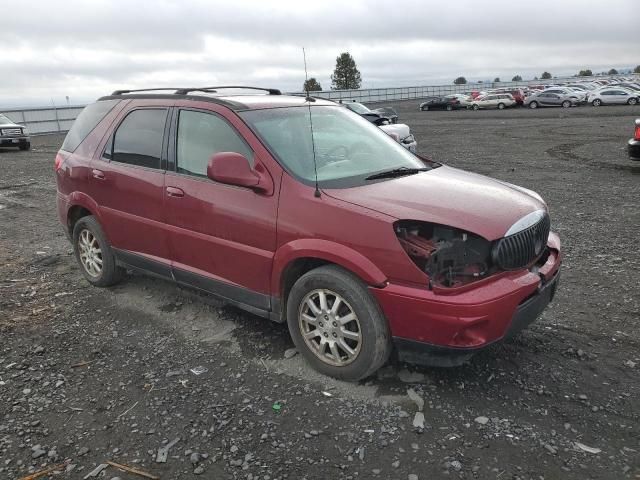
{"left": 394, "top": 220, "right": 494, "bottom": 288}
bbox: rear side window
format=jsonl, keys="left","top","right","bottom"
{"left": 176, "top": 110, "right": 253, "bottom": 177}
{"left": 112, "top": 109, "right": 168, "bottom": 169}
{"left": 61, "top": 100, "right": 119, "bottom": 153}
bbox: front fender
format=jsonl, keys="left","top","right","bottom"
{"left": 271, "top": 239, "right": 388, "bottom": 295}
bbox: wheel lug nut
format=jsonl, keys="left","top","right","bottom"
{"left": 332, "top": 321, "right": 337, "bottom": 327}
{"left": 319, "top": 322, "right": 323, "bottom": 327}
{"left": 332, "top": 332, "right": 337, "bottom": 338}
{"left": 324, "top": 315, "right": 329, "bottom": 320}
{"left": 324, "top": 332, "right": 328, "bottom": 337}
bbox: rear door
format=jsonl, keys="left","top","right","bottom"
{"left": 88, "top": 101, "right": 172, "bottom": 273}
{"left": 163, "top": 102, "right": 282, "bottom": 310}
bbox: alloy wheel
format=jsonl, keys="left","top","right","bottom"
{"left": 78, "top": 229, "right": 103, "bottom": 277}
{"left": 298, "top": 289, "right": 362, "bottom": 367}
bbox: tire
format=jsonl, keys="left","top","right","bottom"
{"left": 72, "top": 215, "right": 123, "bottom": 287}
{"left": 497, "top": 103, "right": 505, "bottom": 110}
{"left": 529, "top": 101, "right": 538, "bottom": 109}
{"left": 19, "top": 143, "right": 30, "bottom": 151}
{"left": 628, "top": 98, "right": 638, "bottom": 105}
{"left": 421, "top": 105, "right": 429, "bottom": 111}
{"left": 592, "top": 99, "right": 601, "bottom": 107}
{"left": 286, "top": 265, "right": 391, "bottom": 381}
{"left": 446, "top": 104, "right": 453, "bottom": 111}
{"left": 561, "top": 100, "right": 571, "bottom": 108}
{"left": 472, "top": 104, "right": 479, "bottom": 110}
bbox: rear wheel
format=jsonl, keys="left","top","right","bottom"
{"left": 286, "top": 265, "right": 391, "bottom": 381}
{"left": 628, "top": 98, "right": 638, "bottom": 105}
{"left": 446, "top": 104, "right": 453, "bottom": 111}
{"left": 72, "top": 216, "right": 123, "bottom": 287}
{"left": 472, "top": 104, "right": 479, "bottom": 110}
{"left": 592, "top": 99, "right": 602, "bottom": 107}
{"left": 497, "top": 103, "right": 505, "bottom": 110}
{"left": 529, "top": 101, "right": 538, "bottom": 109}
{"left": 562, "top": 100, "right": 571, "bottom": 108}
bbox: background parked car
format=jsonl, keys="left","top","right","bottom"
{"left": 491, "top": 88, "right": 525, "bottom": 106}
{"left": 540, "top": 87, "right": 586, "bottom": 103}
{"left": 0, "top": 113, "right": 30, "bottom": 150}
{"left": 524, "top": 92, "right": 578, "bottom": 109}
{"left": 587, "top": 88, "right": 639, "bottom": 106}
{"left": 380, "top": 123, "right": 417, "bottom": 153}
{"left": 471, "top": 93, "right": 516, "bottom": 110}
{"left": 340, "top": 101, "right": 397, "bottom": 125}
{"left": 629, "top": 119, "right": 640, "bottom": 160}
{"left": 419, "top": 96, "right": 465, "bottom": 111}
{"left": 445, "top": 94, "right": 472, "bottom": 108}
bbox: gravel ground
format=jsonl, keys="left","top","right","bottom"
{"left": 0, "top": 103, "right": 638, "bottom": 480}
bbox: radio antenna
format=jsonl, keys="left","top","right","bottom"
{"left": 303, "top": 47, "right": 321, "bottom": 198}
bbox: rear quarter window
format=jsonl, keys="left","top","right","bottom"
{"left": 61, "top": 100, "right": 120, "bottom": 153}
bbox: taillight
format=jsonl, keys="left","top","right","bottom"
{"left": 54, "top": 153, "right": 64, "bottom": 171}
{"left": 635, "top": 122, "right": 640, "bottom": 141}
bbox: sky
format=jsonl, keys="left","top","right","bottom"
{"left": 1, "top": 0, "right": 638, "bottom": 108}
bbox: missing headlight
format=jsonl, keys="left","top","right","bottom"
{"left": 395, "top": 221, "right": 494, "bottom": 288}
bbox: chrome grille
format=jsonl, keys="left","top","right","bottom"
{"left": 493, "top": 213, "right": 551, "bottom": 270}
{"left": 1, "top": 128, "right": 22, "bottom": 136}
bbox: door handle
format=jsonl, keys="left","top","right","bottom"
{"left": 92, "top": 169, "right": 105, "bottom": 180}
{"left": 166, "top": 186, "right": 184, "bottom": 198}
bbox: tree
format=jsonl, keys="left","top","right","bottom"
{"left": 541, "top": 71, "right": 552, "bottom": 79}
{"left": 330, "top": 53, "right": 361, "bottom": 90}
{"left": 453, "top": 76, "right": 467, "bottom": 85}
{"left": 303, "top": 78, "right": 322, "bottom": 92}
{"left": 635, "top": 65, "right": 640, "bottom": 74}
{"left": 493, "top": 77, "right": 501, "bottom": 83}
{"left": 578, "top": 69, "right": 593, "bottom": 76}
{"left": 608, "top": 68, "right": 618, "bottom": 75}
{"left": 511, "top": 75, "right": 522, "bottom": 82}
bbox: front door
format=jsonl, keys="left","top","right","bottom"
{"left": 163, "top": 105, "right": 280, "bottom": 311}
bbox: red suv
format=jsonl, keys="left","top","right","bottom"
{"left": 55, "top": 86, "right": 561, "bottom": 380}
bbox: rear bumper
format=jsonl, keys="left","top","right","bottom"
{"left": 371, "top": 233, "right": 561, "bottom": 367}
{"left": 629, "top": 139, "right": 640, "bottom": 160}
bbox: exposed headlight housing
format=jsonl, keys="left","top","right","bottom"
{"left": 395, "top": 221, "right": 494, "bottom": 288}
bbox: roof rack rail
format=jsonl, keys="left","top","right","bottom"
{"left": 111, "top": 86, "right": 282, "bottom": 96}
{"left": 173, "top": 86, "right": 282, "bottom": 95}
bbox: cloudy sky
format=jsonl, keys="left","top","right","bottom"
{"left": 1, "top": 0, "right": 638, "bottom": 107}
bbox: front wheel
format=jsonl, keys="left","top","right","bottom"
{"left": 446, "top": 104, "right": 453, "bottom": 111}
{"left": 73, "top": 216, "right": 124, "bottom": 287}
{"left": 628, "top": 98, "right": 638, "bottom": 105}
{"left": 421, "top": 105, "right": 429, "bottom": 111}
{"left": 562, "top": 100, "right": 571, "bottom": 108}
{"left": 497, "top": 103, "right": 505, "bottom": 110}
{"left": 19, "top": 143, "right": 30, "bottom": 151}
{"left": 472, "top": 104, "right": 479, "bottom": 110}
{"left": 592, "top": 99, "right": 602, "bottom": 107}
{"left": 286, "top": 265, "right": 391, "bottom": 381}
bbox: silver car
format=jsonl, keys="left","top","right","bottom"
{"left": 0, "top": 114, "right": 30, "bottom": 150}
{"left": 587, "top": 88, "right": 639, "bottom": 106}
{"left": 524, "top": 92, "right": 579, "bottom": 109}
{"left": 470, "top": 93, "right": 516, "bottom": 110}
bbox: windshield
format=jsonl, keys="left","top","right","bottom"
{"left": 240, "top": 105, "right": 428, "bottom": 188}
{"left": 344, "top": 102, "right": 371, "bottom": 114}
{"left": 0, "top": 114, "right": 15, "bottom": 125}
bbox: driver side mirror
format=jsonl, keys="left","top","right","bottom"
{"left": 207, "top": 152, "right": 272, "bottom": 194}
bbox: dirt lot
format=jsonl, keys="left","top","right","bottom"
{"left": 1, "top": 103, "right": 638, "bottom": 480}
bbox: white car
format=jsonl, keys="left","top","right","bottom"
{"left": 470, "top": 93, "right": 516, "bottom": 110}
{"left": 587, "top": 88, "right": 639, "bottom": 106}
{"left": 380, "top": 123, "right": 417, "bottom": 153}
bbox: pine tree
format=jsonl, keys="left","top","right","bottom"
{"left": 331, "top": 53, "right": 362, "bottom": 90}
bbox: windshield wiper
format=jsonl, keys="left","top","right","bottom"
{"left": 365, "top": 166, "right": 429, "bottom": 181}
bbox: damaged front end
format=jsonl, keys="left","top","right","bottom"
{"left": 395, "top": 220, "right": 496, "bottom": 289}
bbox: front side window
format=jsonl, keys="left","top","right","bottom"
{"left": 240, "top": 105, "right": 428, "bottom": 188}
{"left": 176, "top": 110, "right": 254, "bottom": 177}
{"left": 112, "top": 109, "right": 168, "bottom": 169}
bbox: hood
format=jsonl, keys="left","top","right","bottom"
{"left": 379, "top": 123, "right": 410, "bottom": 139}
{"left": 324, "top": 165, "right": 547, "bottom": 241}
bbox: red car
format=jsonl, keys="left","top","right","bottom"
{"left": 55, "top": 86, "right": 561, "bottom": 380}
